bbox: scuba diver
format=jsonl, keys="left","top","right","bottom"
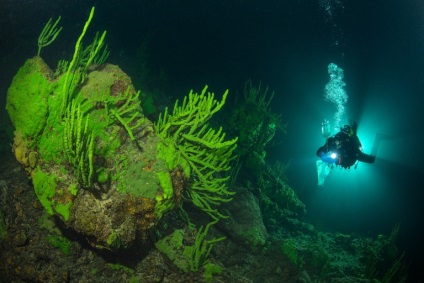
{"left": 316, "top": 121, "right": 375, "bottom": 169}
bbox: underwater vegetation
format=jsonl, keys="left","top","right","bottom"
{"left": 0, "top": 6, "right": 408, "bottom": 283}
{"left": 6, "top": 6, "right": 236, "bottom": 251}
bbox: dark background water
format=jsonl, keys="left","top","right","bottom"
{"left": 1, "top": 0, "right": 424, "bottom": 280}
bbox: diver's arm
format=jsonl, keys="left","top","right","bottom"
{"left": 316, "top": 137, "right": 336, "bottom": 157}
{"left": 317, "top": 139, "right": 331, "bottom": 157}
{"left": 316, "top": 146, "right": 326, "bottom": 157}
{"left": 357, "top": 152, "right": 375, "bottom": 164}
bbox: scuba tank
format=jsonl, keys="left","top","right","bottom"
{"left": 321, "top": 119, "right": 331, "bottom": 139}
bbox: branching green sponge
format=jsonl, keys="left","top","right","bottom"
{"left": 155, "top": 86, "right": 238, "bottom": 220}
{"left": 105, "top": 87, "right": 146, "bottom": 141}
{"left": 183, "top": 221, "right": 226, "bottom": 272}
{"left": 63, "top": 99, "right": 95, "bottom": 188}
{"left": 155, "top": 221, "right": 224, "bottom": 274}
{"left": 61, "top": 6, "right": 107, "bottom": 116}
{"left": 37, "top": 16, "right": 62, "bottom": 56}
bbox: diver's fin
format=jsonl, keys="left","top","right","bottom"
{"left": 357, "top": 152, "right": 375, "bottom": 164}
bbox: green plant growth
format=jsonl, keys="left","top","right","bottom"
{"left": 381, "top": 252, "right": 407, "bottom": 283}
{"left": 238, "top": 80, "right": 285, "bottom": 154}
{"left": 129, "top": 275, "right": 142, "bottom": 283}
{"left": 155, "top": 171, "right": 176, "bottom": 219}
{"left": 363, "top": 223, "right": 408, "bottom": 282}
{"left": 47, "top": 235, "right": 71, "bottom": 255}
{"left": 224, "top": 80, "right": 287, "bottom": 193}
{"left": 305, "top": 237, "right": 333, "bottom": 279}
{"left": 63, "top": 99, "right": 95, "bottom": 188}
{"left": 80, "top": 31, "right": 109, "bottom": 73}
{"left": 105, "top": 87, "right": 146, "bottom": 141}
{"left": 155, "top": 86, "right": 238, "bottom": 220}
{"left": 269, "top": 160, "right": 291, "bottom": 184}
{"left": 37, "top": 16, "right": 62, "bottom": 56}
{"left": 32, "top": 168, "right": 75, "bottom": 221}
{"left": 155, "top": 221, "right": 225, "bottom": 275}
{"left": 32, "top": 167, "right": 58, "bottom": 215}
{"left": 203, "top": 262, "right": 223, "bottom": 282}
{"left": 281, "top": 239, "right": 301, "bottom": 267}
{"left": 61, "top": 6, "right": 107, "bottom": 116}
{"left": 9, "top": 5, "right": 246, "bottom": 251}
{"left": 54, "top": 59, "right": 69, "bottom": 78}
{"left": 108, "top": 262, "right": 135, "bottom": 274}
{"left": 183, "top": 221, "right": 226, "bottom": 272}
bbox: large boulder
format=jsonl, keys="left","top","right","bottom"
{"left": 220, "top": 188, "right": 268, "bottom": 251}
{"left": 6, "top": 57, "right": 184, "bottom": 250}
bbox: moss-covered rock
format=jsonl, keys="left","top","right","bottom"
{"left": 47, "top": 235, "right": 72, "bottom": 255}
{"left": 155, "top": 229, "right": 191, "bottom": 272}
{"left": 6, "top": 57, "right": 185, "bottom": 250}
{"left": 6, "top": 57, "right": 53, "bottom": 140}
{"left": 0, "top": 210, "right": 7, "bottom": 240}
{"left": 220, "top": 189, "right": 268, "bottom": 251}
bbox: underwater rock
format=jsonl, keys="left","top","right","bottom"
{"left": 6, "top": 57, "right": 184, "bottom": 250}
{"left": 13, "top": 231, "right": 28, "bottom": 247}
{"left": 331, "top": 277, "right": 372, "bottom": 283}
{"left": 220, "top": 188, "right": 268, "bottom": 251}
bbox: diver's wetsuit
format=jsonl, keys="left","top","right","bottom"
{"left": 316, "top": 123, "right": 375, "bottom": 169}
